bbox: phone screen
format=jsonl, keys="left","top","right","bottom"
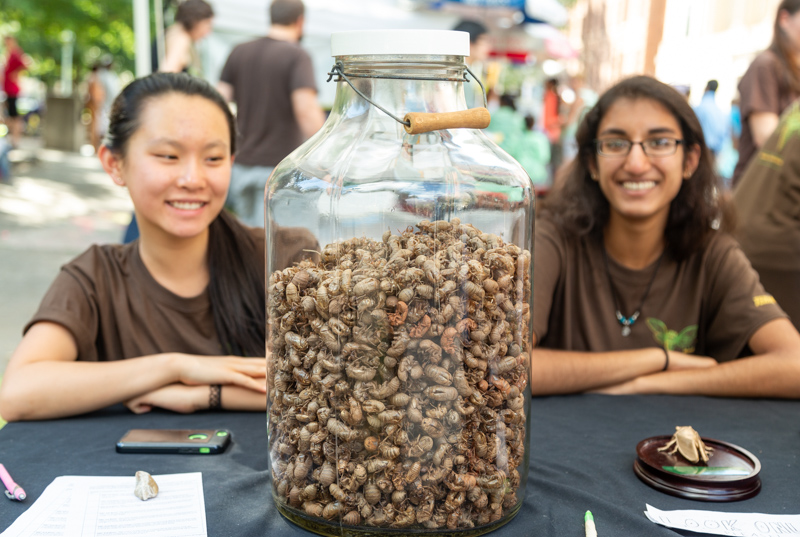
{"left": 116, "top": 429, "right": 231, "bottom": 454}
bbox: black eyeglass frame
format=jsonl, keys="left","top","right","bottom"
{"left": 593, "top": 137, "right": 684, "bottom": 157}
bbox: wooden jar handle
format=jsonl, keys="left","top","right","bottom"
{"left": 403, "top": 107, "right": 491, "bottom": 134}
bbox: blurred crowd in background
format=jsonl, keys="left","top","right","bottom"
{"left": 0, "top": 0, "right": 788, "bottom": 191}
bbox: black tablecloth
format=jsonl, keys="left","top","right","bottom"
{"left": 1, "top": 395, "right": 798, "bottom": 536}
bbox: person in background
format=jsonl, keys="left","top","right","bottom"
{"left": 217, "top": 0, "right": 324, "bottom": 228}
{"left": 515, "top": 114, "right": 550, "bottom": 187}
{"left": 0, "top": 134, "right": 10, "bottom": 182}
{"left": 86, "top": 56, "right": 120, "bottom": 152}
{"left": 86, "top": 63, "right": 104, "bottom": 151}
{"left": 531, "top": 75, "right": 800, "bottom": 398}
{"left": 2, "top": 35, "right": 28, "bottom": 148}
{"left": 157, "top": 0, "right": 214, "bottom": 74}
{"left": 730, "top": 96, "right": 742, "bottom": 151}
{"left": 452, "top": 19, "right": 491, "bottom": 109}
{"left": 562, "top": 74, "right": 598, "bottom": 164}
{"left": 693, "top": 80, "right": 728, "bottom": 158}
{"left": 715, "top": 96, "right": 742, "bottom": 187}
{"left": 0, "top": 73, "right": 317, "bottom": 421}
{"left": 732, "top": 0, "right": 800, "bottom": 186}
{"left": 487, "top": 93, "right": 524, "bottom": 155}
{"left": 123, "top": 0, "right": 216, "bottom": 243}
{"left": 542, "top": 78, "right": 563, "bottom": 176}
{"left": 96, "top": 57, "right": 120, "bottom": 146}
{"left": 733, "top": 100, "right": 800, "bottom": 332}
{"left": 485, "top": 87, "right": 500, "bottom": 114}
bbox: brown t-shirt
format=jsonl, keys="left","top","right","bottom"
{"left": 219, "top": 37, "right": 318, "bottom": 167}
{"left": 25, "top": 226, "right": 317, "bottom": 362}
{"left": 733, "top": 100, "right": 800, "bottom": 271}
{"left": 533, "top": 218, "right": 785, "bottom": 362}
{"left": 732, "top": 50, "right": 800, "bottom": 186}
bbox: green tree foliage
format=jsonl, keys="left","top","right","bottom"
{"left": 0, "top": 0, "right": 135, "bottom": 87}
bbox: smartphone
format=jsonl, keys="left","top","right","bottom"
{"left": 116, "top": 429, "right": 231, "bottom": 454}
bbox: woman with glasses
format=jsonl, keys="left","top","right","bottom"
{"left": 531, "top": 75, "right": 800, "bottom": 398}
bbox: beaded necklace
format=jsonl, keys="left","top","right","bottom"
{"left": 602, "top": 247, "right": 664, "bottom": 337}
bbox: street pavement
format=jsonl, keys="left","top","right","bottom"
{"left": 0, "top": 138, "right": 133, "bottom": 374}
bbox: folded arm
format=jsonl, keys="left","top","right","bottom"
{"left": 530, "top": 341, "right": 716, "bottom": 396}
{"left": 125, "top": 384, "right": 267, "bottom": 414}
{"left": 0, "top": 322, "right": 266, "bottom": 421}
{"left": 599, "top": 318, "right": 800, "bottom": 398}
{"left": 532, "top": 318, "right": 800, "bottom": 398}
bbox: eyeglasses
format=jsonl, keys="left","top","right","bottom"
{"left": 594, "top": 137, "right": 683, "bottom": 157}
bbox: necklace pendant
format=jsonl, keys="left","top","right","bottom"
{"left": 621, "top": 325, "right": 631, "bottom": 337}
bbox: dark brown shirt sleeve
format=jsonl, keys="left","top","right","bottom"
{"left": 532, "top": 218, "right": 564, "bottom": 344}
{"left": 739, "top": 51, "right": 783, "bottom": 120}
{"left": 289, "top": 49, "right": 318, "bottom": 93}
{"left": 218, "top": 44, "right": 238, "bottom": 87}
{"left": 24, "top": 248, "right": 104, "bottom": 362}
{"left": 700, "top": 235, "right": 786, "bottom": 361}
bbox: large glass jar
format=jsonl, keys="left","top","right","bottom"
{"left": 266, "top": 30, "right": 533, "bottom": 536}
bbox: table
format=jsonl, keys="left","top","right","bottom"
{"left": 1, "top": 395, "right": 798, "bottom": 536}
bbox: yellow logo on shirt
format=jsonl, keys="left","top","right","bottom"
{"left": 758, "top": 152, "right": 783, "bottom": 168}
{"left": 753, "top": 295, "right": 777, "bottom": 307}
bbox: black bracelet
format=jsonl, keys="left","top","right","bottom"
{"left": 209, "top": 384, "right": 222, "bottom": 410}
{"left": 661, "top": 347, "right": 669, "bottom": 371}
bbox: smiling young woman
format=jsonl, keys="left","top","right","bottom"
{"left": 0, "top": 73, "right": 317, "bottom": 421}
{"left": 590, "top": 97, "right": 699, "bottom": 235}
{"left": 531, "top": 75, "right": 800, "bottom": 399}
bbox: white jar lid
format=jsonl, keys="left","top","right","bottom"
{"left": 331, "top": 30, "right": 469, "bottom": 57}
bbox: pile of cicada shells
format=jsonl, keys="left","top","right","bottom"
{"left": 268, "top": 218, "right": 530, "bottom": 530}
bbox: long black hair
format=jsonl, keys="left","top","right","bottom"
{"left": 105, "top": 72, "right": 265, "bottom": 357}
{"left": 542, "top": 75, "right": 722, "bottom": 262}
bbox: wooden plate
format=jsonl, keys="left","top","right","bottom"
{"left": 634, "top": 435, "right": 761, "bottom": 501}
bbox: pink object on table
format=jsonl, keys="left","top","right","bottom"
{"left": 0, "top": 463, "right": 26, "bottom": 501}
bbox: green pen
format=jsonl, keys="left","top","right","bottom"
{"left": 585, "top": 511, "right": 598, "bottom": 537}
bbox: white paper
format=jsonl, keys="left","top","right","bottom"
{"left": 1, "top": 473, "right": 206, "bottom": 537}
{"left": 0, "top": 479, "right": 79, "bottom": 537}
{"left": 645, "top": 504, "right": 800, "bottom": 536}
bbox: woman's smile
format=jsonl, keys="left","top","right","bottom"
{"left": 114, "top": 93, "right": 232, "bottom": 242}
{"left": 167, "top": 200, "right": 208, "bottom": 211}
{"left": 593, "top": 97, "right": 698, "bottom": 224}
{"left": 620, "top": 180, "right": 658, "bottom": 192}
